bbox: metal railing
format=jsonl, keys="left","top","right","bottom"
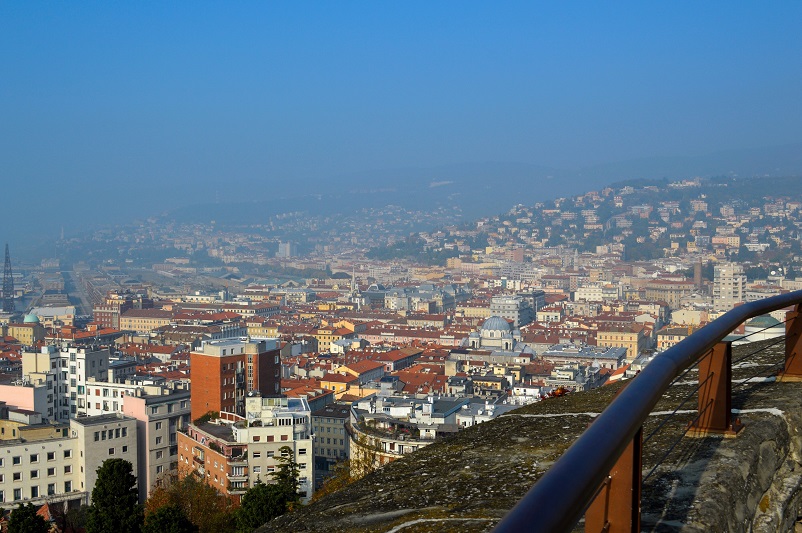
{"left": 494, "top": 290, "right": 802, "bottom": 533}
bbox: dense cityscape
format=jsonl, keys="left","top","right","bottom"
{"left": 0, "top": 173, "right": 800, "bottom": 530}
{"left": 3, "top": 1, "right": 802, "bottom": 531}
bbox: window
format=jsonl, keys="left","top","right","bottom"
{"left": 109, "top": 448, "right": 115, "bottom": 455}
{"left": 30, "top": 454, "right": 39, "bottom": 463}
{"left": 156, "top": 451, "right": 163, "bottom": 459}
{"left": 122, "top": 428, "right": 127, "bottom": 437}
{"left": 122, "top": 446, "right": 128, "bottom": 453}
{"left": 31, "top": 486, "right": 39, "bottom": 498}
{"left": 30, "top": 470, "right": 39, "bottom": 479}
{"left": 252, "top": 452, "right": 261, "bottom": 459}
{"left": 47, "top": 483, "right": 55, "bottom": 496}
{"left": 46, "top": 452, "right": 55, "bottom": 461}
{"left": 156, "top": 422, "right": 162, "bottom": 430}
{"left": 13, "top": 472, "right": 21, "bottom": 481}
{"left": 64, "top": 450, "right": 72, "bottom": 458}
{"left": 115, "top": 428, "right": 120, "bottom": 438}
{"left": 94, "top": 432, "right": 99, "bottom": 442}
{"left": 151, "top": 406, "right": 158, "bottom": 415}
{"left": 156, "top": 436, "right": 162, "bottom": 445}
{"left": 298, "top": 448, "right": 307, "bottom": 455}
{"left": 253, "top": 466, "right": 261, "bottom": 473}
{"left": 14, "top": 489, "right": 21, "bottom": 500}
{"left": 12, "top": 456, "right": 20, "bottom": 466}
{"left": 64, "top": 465, "right": 71, "bottom": 474}
{"left": 64, "top": 481, "right": 71, "bottom": 492}
{"left": 156, "top": 466, "right": 163, "bottom": 474}
{"left": 47, "top": 468, "right": 55, "bottom": 477}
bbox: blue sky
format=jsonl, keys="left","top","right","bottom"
{"left": 1, "top": 2, "right": 801, "bottom": 240}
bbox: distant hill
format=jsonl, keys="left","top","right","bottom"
{"left": 162, "top": 142, "right": 802, "bottom": 227}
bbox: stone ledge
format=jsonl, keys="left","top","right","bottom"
{"left": 258, "top": 339, "right": 802, "bottom": 532}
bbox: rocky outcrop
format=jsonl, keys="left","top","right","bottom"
{"left": 258, "top": 340, "right": 802, "bottom": 532}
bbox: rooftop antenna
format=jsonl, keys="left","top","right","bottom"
{"left": 2, "top": 244, "right": 14, "bottom": 313}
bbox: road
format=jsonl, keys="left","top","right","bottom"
{"left": 61, "top": 270, "right": 93, "bottom": 316}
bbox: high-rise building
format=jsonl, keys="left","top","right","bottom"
{"left": 713, "top": 262, "right": 746, "bottom": 312}
{"left": 190, "top": 338, "right": 281, "bottom": 421}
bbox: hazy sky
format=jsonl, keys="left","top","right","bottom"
{"left": 2, "top": 2, "right": 802, "bottom": 239}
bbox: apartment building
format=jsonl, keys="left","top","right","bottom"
{"left": 0, "top": 410, "right": 137, "bottom": 510}
{"left": 713, "top": 262, "right": 746, "bottom": 312}
{"left": 177, "top": 394, "right": 313, "bottom": 502}
{"left": 190, "top": 338, "right": 281, "bottom": 420}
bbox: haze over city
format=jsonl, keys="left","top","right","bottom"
{"left": 5, "top": 3, "right": 802, "bottom": 531}
{"left": 2, "top": 2, "right": 802, "bottom": 246}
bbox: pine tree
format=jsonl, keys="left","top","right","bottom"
{"left": 234, "top": 480, "right": 291, "bottom": 532}
{"left": 8, "top": 503, "right": 49, "bottom": 533}
{"left": 86, "top": 458, "right": 143, "bottom": 533}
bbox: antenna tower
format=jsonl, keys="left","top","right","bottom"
{"left": 2, "top": 244, "right": 15, "bottom": 313}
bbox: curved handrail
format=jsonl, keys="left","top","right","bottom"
{"left": 493, "top": 290, "right": 802, "bottom": 532}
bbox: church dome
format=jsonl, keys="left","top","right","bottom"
{"left": 745, "top": 315, "right": 781, "bottom": 329}
{"left": 23, "top": 313, "right": 40, "bottom": 324}
{"left": 482, "top": 316, "right": 511, "bottom": 332}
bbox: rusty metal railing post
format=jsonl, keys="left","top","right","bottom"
{"left": 778, "top": 304, "right": 802, "bottom": 381}
{"left": 585, "top": 427, "right": 642, "bottom": 533}
{"left": 686, "top": 341, "right": 743, "bottom": 437}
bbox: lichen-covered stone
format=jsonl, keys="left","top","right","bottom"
{"left": 257, "top": 340, "right": 802, "bottom": 532}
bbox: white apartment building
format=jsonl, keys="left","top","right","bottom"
{"left": 0, "top": 410, "right": 137, "bottom": 510}
{"left": 237, "top": 395, "right": 314, "bottom": 501}
{"left": 21, "top": 345, "right": 110, "bottom": 422}
{"left": 713, "top": 262, "right": 746, "bottom": 312}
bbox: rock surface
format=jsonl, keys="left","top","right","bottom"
{"left": 257, "top": 339, "right": 802, "bottom": 532}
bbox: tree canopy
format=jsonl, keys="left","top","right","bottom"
{"left": 234, "top": 480, "right": 293, "bottom": 532}
{"left": 144, "top": 473, "right": 236, "bottom": 533}
{"left": 143, "top": 504, "right": 197, "bottom": 533}
{"left": 86, "top": 458, "right": 143, "bottom": 533}
{"left": 8, "top": 503, "right": 49, "bottom": 533}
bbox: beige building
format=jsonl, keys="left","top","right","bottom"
{"left": 5, "top": 316, "right": 46, "bottom": 346}
{"left": 657, "top": 326, "right": 703, "bottom": 350}
{"left": 70, "top": 413, "right": 138, "bottom": 502}
{"left": 0, "top": 410, "right": 137, "bottom": 509}
{"left": 120, "top": 309, "right": 174, "bottom": 334}
{"left": 122, "top": 386, "right": 191, "bottom": 501}
{"left": 643, "top": 280, "right": 695, "bottom": 309}
{"left": 597, "top": 325, "right": 649, "bottom": 361}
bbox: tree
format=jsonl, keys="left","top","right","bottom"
{"left": 8, "top": 503, "right": 49, "bottom": 533}
{"left": 144, "top": 472, "right": 236, "bottom": 533}
{"left": 234, "top": 480, "right": 292, "bottom": 532}
{"left": 143, "top": 504, "right": 197, "bottom": 533}
{"left": 86, "top": 459, "right": 143, "bottom": 533}
{"left": 272, "top": 445, "right": 300, "bottom": 503}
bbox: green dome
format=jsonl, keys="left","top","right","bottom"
{"left": 746, "top": 315, "right": 781, "bottom": 328}
{"left": 23, "top": 313, "right": 40, "bottom": 324}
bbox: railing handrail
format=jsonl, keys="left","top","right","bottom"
{"left": 494, "top": 290, "right": 802, "bottom": 533}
